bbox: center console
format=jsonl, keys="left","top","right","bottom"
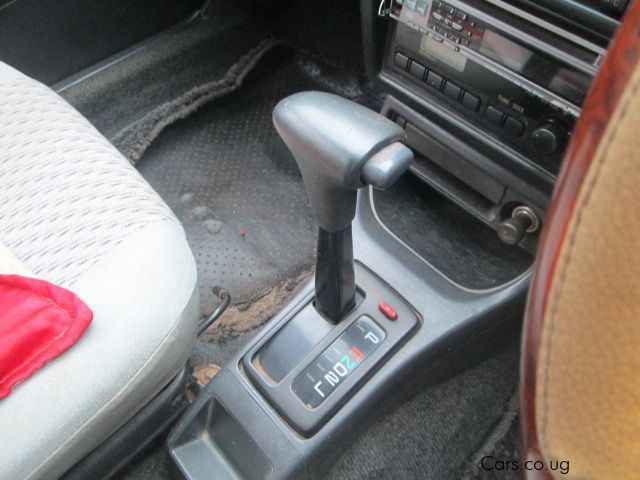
{"left": 165, "top": 93, "right": 531, "bottom": 480}
{"left": 167, "top": 199, "right": 529, "bottom": 479}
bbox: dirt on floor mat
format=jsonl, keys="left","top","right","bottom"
{"left": 199, "top": 269, "right": 312, "bottom": 343}
{"left": 191, "top": 363, "right": 221, "bottom": 388}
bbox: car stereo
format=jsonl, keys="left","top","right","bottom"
{"left": 384, "top": 0, "right": 608, "bottom": 174}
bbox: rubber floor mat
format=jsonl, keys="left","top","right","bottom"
{"left": 137, "top": 47, "right": 377, "bottom": 319}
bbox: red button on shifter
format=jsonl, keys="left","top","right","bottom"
{"left": 378, "top": 301, "right": 398, "bottom": 320}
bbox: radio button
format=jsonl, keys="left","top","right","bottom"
{"left": 394, "top": 52, "right": 410, "bottom": 71}
{"left": 444, "top": 81, "right": 462, "bottom": 101}
{"left": 504, "top": 116, "right": 525, "bottom": 137}
{"left": 484, "top": 106, "right": 505, "bottom": 126}
{"left": 531, "top": 121, "right": 567, "bottom": 156}
{"left": 461, "top": 91, "right": 480, "bottom": 111}
{"left": 409, "top": 61, "right": 427, "bottom": 80}
{"left": 426, "top": 71, "right": 444, "bottom": 90}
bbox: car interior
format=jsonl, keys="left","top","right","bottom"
{"left": 0, "top": 0, "right": 638, "bottom": 479}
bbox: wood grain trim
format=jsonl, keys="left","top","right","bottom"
{"left": 520, "top": 0, "right": 640, "bottom": 474}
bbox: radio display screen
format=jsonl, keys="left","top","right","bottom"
{"left": 420, "top": 35, "right": 468, "bottom": 72}
{"left": 479, "top": 30, "right": 590, "bottom": 105}
{"left": 480, "top": 30, "right": 532, "bottom": 73}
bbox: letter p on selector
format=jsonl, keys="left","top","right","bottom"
{"left": 365, "top": 331, "right": 380, "bottom": 344}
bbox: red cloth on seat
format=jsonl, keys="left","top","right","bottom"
{"left": 0, "top": 275, "right": 93, "bottom": 399}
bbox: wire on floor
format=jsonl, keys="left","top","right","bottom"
{"left": 197, "top": 286, "right": 231, "bottom": 336}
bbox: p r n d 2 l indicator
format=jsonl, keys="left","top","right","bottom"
{"left": 293, "top": 316, "right": 386, "bottom": 409}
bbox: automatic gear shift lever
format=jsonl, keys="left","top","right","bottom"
{"left": 273, "top": 92, "right": 413, "bottom": 322}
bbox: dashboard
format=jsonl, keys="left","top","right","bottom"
{"left": 372, "top": 0, "right": 627, "bottom": 250}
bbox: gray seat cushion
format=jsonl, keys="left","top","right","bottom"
{"left": 0, "top": 61, "right": 199, "bottom": 479}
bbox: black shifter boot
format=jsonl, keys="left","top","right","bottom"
{"left": 315, "top": 225, "right": 356, "bottom": 321}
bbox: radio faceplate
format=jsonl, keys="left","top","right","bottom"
{"left": 384, "top": 0, "right": 602, "bottom": 174}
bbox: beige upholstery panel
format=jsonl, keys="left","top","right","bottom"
{"left": 535, "top": 58, "right": 640, "bottom": 478}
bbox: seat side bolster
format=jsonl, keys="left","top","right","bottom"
{"left": 0, "top": 221, "right": 198, "bottom": 480}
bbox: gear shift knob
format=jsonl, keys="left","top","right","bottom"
{"left": 273, "top": 92, "right": 412, "bottom": 232}
{"left": 273, "top": 91, "right": 413, "bottom": 321}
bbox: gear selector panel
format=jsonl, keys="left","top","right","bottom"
{"left": 293, "top": 316, "right": 386, "bottom": 409}
{"left": 243, "top": 263, "right": 420, "bottom": 436}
